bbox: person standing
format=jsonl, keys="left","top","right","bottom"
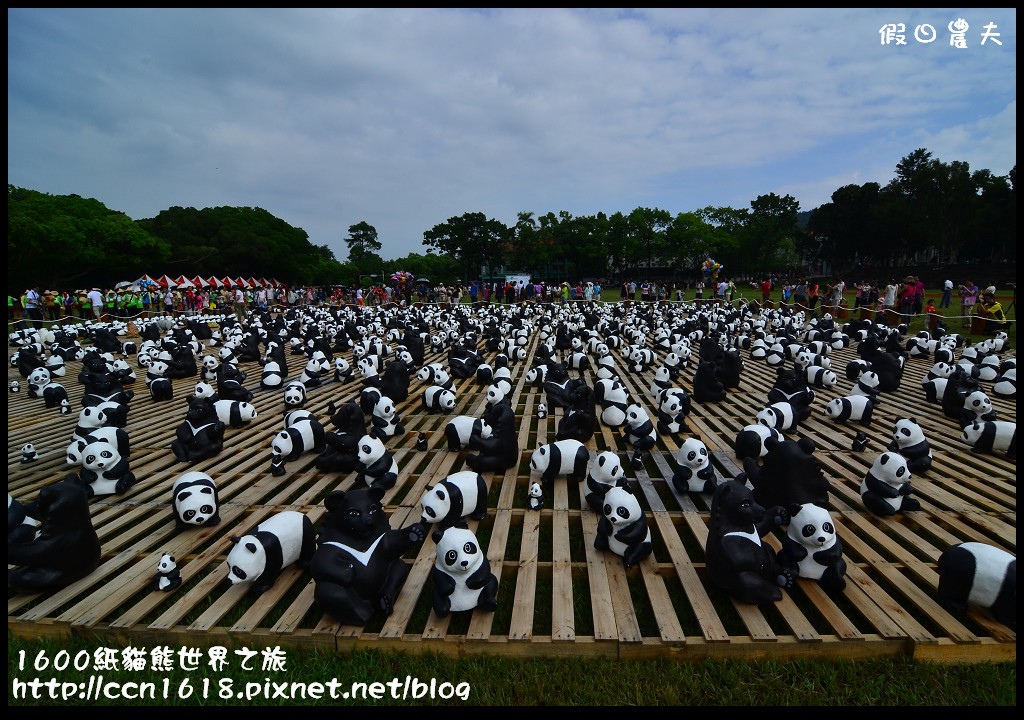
{"left": 793, "top": 278, "right": 808, "bottom": 308}
{"left": 898, "top": 276, "right": 917, "bottom": 324}
{"left": 88, "top": 287, "right": 105, "bottom": 320}
{"left": 940, "top": 278, "right": 954, "bottom": 308}
{"left": 694, "top": 279, "right": 704, "bottom": 301}
{"left": 760, "top": 277, "right": 772, "bottom": 304}
{"left": 974, "top": 292, "right": 1008, "bottom": 334}
{"left": 24, "top": 286, "right": 43, "bottom": 328}
{"left": 959, "top": 280, "right": 978, "bottom": 328}
{"left": 913, "top": 276, "right": 925, "bottom": 315}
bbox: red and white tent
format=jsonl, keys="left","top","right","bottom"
{"left": 135, "top": 273, "right": 160, "bottom": 287}
{"left": 233, "top": 277, "right": 251, "bottom": 289}
{"left": 220, "top": 276, "right": 236, "bottom": 288}
{"left": 247, "top": 277, "right": 263, "bottom": 288}
{"left": 191, "top": 275, "right": 209, "bottom": 288}
{"left": 173, "top": 275, "right": 196, "bottom": 288}
{"left": 156, "top": 274, "right": 177, "bottom": 288}
{"left": 206, "top": 276, "right": 221, "bottom": 288}
{"left": 259, "top": 277, "right": 273, "bottom": 288}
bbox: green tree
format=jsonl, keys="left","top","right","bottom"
{"left": 422, "top": 212, "right": 509, "bottom": 283}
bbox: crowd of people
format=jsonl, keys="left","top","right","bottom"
{"left": 8, "top": 274, "right": 1012, "bottom": 335}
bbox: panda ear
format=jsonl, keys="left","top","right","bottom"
{"left": 245, "top": 542, "right": 258, "bottom": 553}
{"left": 367, "top": 485, "right": 386, "bottom": 503}
{"left": 787, "top": 503, "right": 802, "bottom": 518}
{"left": 324, "top": 490, "right": 346, "bottom": 512}
{"left": 229, "top": 536, "right": 240, "bottom": 545}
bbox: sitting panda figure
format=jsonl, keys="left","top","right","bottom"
{"left": 369, "top": 395, "right": 405, "bottom": 440}
{"left": 655, "top": 391, "right": 691, "bottom": 438}
{"left": 8, "top": 493, "right": 41, "bottom": 545}
{"left": 959, "top": 390, "right": 997, "bottom": 428}
{"left": 670, "top": 437, "right": 718, "bottom": 495}
{"left": 692, "top": 360, "right": 726, "bottom": 403}
{"left": 333, "top": 357, "right": 354, "bottom": 384}
{"left": 921, "top": 376, "right": 949, "bottom": 404}
{"left": 596, "top": 379, "right": 630, "bottom": 428}
{"left": 734, "top": 424, "right": 784, "bottom": 461}
{"left": 443, "top": 415, "right": 492, "bottom": 452}
{"left": 585, "top": 451, "right": 625, "bottom": 514}
{"left": 527, "top": 482, "right": 544, "bottom": 511}
{"left": 259, "top": 359, "right": 286, "bottom": 390}
{"left": 145, "top": 360, "right": 175, "bottom": 402}
{"left": 430, "top": 522, "right": 499, "bottom": 617}
{"left": 530, "top": 439, "right": 590, "bottom": 486}
{"left": 71, "top": 438, "right": 136, "bottom": 497}
{"left": 355, "top": 434, "right": 400, "bottom": 490}
{"left": 225, "top": 510, "right": 316, "bottom": 596}
{"left": 26, "top": 367, "right": 69, "bottom": 409}
{"left": 776, "top": 503, "right": 847, "bottom": 595}
{"left": 311, "top": 486, "right": 426, "bottom": 626}
{"left": 823, "top": 395, "right": 875, "bottom": 427}
{"left": 743, "top": 437, "right": 831, "bottom": 511}
{"left": 153, "top": 553, "right": 182, "bottom": 592}
{"left": 887, "top": 417, "right": 933, "bottom": 474}
{"left": 8, "top": 482, "right": 101, "bottom": 593}
{"left": 705, "top": 480, "right": 794, "bottom": 605}
{"left": 992, "top": 366, "right": 1016, "bottom": 398}
{"left": 860, "top": 452, "right": 920, "bottom": 516}
{"left": 594, "top": 482, "right": 653, "bottom": 570}
{"left": 269, "top": 412, "right": 327, "bottom": 476}
{"left": 937, "top": 542, "right": 1016, "bottom": 630}
{"left": 418, "top": 470, "right": 489, "bottom": 531}
{"left": 960, "top": 420, "right": 1017, "bottom": 459}
{"left": 417, "top": 363, "right": 453, "bottom": 391}
{"left": 850, "top": 371, "right": 882, "bottom": 404}
{"left": 171, "top": 471, "right": 220, "bottom": 531}
{"left": 622, "top": 403, "right": 658, "bottom": 468}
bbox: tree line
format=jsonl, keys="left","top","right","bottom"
{"left": 7, "top": 148, "right": 1015, "bottom": 291}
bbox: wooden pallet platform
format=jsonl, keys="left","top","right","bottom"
{"left": 7, "top": 309, "right": 1016, "bottom": 664}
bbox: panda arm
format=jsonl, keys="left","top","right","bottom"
{"left": 613, "top": 519, "right": 650, "bottom": 546}
{"left": 596, "top": 515, "right": 613, "bottom": 537}
{"left": 780, "top": 537, "right": 808, "bottom": 562}
{"left": 886, "top": 439, "right": 900, "bottom": 453}
{"left": 432, "top": 568, "right": 456, "bottom": 598}
{"left": 812, "top": 543, "right": 845, "bottom": 566}
{"left": 465, "top": 559, "right": 495, "bottom": 590}
{"left": 864, "top": 474, "right": 900, "bottom": 498}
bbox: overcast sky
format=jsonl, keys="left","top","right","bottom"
{"left": 8, "top": 8, "right": 1016, "bottom": 262}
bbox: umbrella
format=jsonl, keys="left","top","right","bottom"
{"left": 114, "top": 281, "right": 133, "bottom": 290}
{"left": 135, "top": 274, "right": 159, "bottom": 286}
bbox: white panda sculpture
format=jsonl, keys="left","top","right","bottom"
{"left": 214, "top": 399, "right": 258, "bottom": 429}
{"left": 734, "top": 424, "right": 784, "bottom": 461}
{"left": 961, "top": 390, "right": 996, "bottom": 426}
{"left": 260, "top": 360, "right": 285, "bottom": 390}
{"left": 224, "top": 510, "right": 316, "bottom": 595}
{"left": 153, "top": 553, "right": 182, "bottom": 592}
{"left": 171, "top": 471, "right": 221, "bottom": 531}
{"left": 776, "top": 503, "right": 847, "bottom": 595}
{"left": 418, "top": 470, "right": 489, "bottom": 531}
{"left": 370, "top": 395, "right": 404, "bottom": 439}
{"left": 992, "top": 367, "right": 1016, "bottom": 398}
{"left": 860, "top": 452, "right": 920, "bottom": 516}
{"left": 960, "top": 420, "right": 1017, "bottom": 459}
{"left": 622, "top": 403, "right": 658, "bottom": 467}
{"left": 888, "top": 417, "right": 932, "bottom": 474}
{"left": 584, "top": 450, "right": 625, "bottom": 514}
{"left": 193, "top": 381, "right": 218, "bottom": 400}
{"left": 75, "top": 438, "right": 136, "bottom": 497}
{"left": 530, "top": 439, "right": 590, "bottom": 485}
{"left": 805, "top": 365, "right": 839, "bottom": 389}
{"left": 937, "top": 542, "right": 1016, "bottom": 630}
{"left": 423, "top": 385, "right": 457, "bottom": 414}
{"left": 355, "top": 433, "right": 400, "bottom": 490}
{"left": 283, "top": 380, "right": 307, "bottom": 409}
{"left": 670, "top": 437, "right": 718, "bottom": 495}
{"left": 443, "top": 415, "right": 492, "bottom": 452}
{"left": 823, "top": 395, "right": 875, "bottom": 427}
{"left": 269, "top": 413, "right": 327, "bottom": 476}
{"left": 528, "top": 482, "right": 544, "bottom": 511}
{"left": 430, "top": 522, "right": 499, "bottom": 617}
{"left": 597, "top": 380, "right": 630, "bottom": 428}
{"left": 756, "top": 401, "right": 806, "bottom": 432}
{"left": 594, "top": 483, "right": 653, "bottom": 570}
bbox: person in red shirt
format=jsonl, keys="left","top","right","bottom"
{"left": 760, "top": 278, "right": 772, "bottom": 303}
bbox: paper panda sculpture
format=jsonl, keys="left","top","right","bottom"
{"left": 171, "top": 471, "right": 221, "bottom": 531}
{"left": 936, "top": 542, "right": 1016, "bottom": 630}
{"left": 269, "top": 413, "right": 327, "bottom": 476}
{"left": 527, "top": 482, "right": 544, "bottom": 511}
{"left": 734, "top": 424, "right": 784, "bottom": 462}
{"left": 992, "top": 366, "right": 1016, "bottom": 398}
{"left": 260, "top": 359, "right": 286, "bottom": 390}
{"left": 225, "top": 510, "right": 316, "bottom": 595}
{"left": 8, "top": 481, "right": 101, "bottom": 593}
{"left": 27, "top": 367, "right": 69, "bottom": 409}
{"left": 960, "top": 420, "right": 1017, "bottom": 459}
{"left": 355, "top": 433, "right": 400, "bottom": 490}
{"left": 418, "top": 470, "right": 489, "bottom": 531}
{"left": 422, "top": 385, "right": 457, "bottom": 414}
{"left": 214, "top": 399, "right": 258, "bottom": 429}
{"left": 368, "top": 395, "right": 405, "bottom": 440}
{"left": 887, "top": 417, "right": 933, "bottom": 474}
{"left": 960, "top": 390, "right": 997, "bottom": 428}
{"left": 311, "top": 486, "right": 426, "bottom": 626}
{"left": 21, "top": 443, "right": 39, "bottom": 463}
{"left": 153, "top": 553, "right": 182, "bottom": 592}
{"left": 595, "top": 483, "right": 653, "bottom": 570}
{"left": 443, "top": 415, "right": 492, "bottom": 452}
{"left": 585, "top": 450, "right": 625, "bottom": 514}
{"left": 705, "top": 480, "right": 794, "bottom": 605}
{"left": 622, "top": 403, "right": 658, "bottom": 468}
{"left": 860, "top": 452, "right": 920, "bottom": 516}
{"left": 597, "top": 380, "right": 630, "bottom": 428}
{"left": 430, "top": 522, "right": 499, "bottom": 617}
{"left": 804, "top": 365, "right": 839, "bottom": 389}
{"left": 8, "top": 493, "right": 40, "bottom": 544}
{"left": 671, "top": 437, "right": 718, "bottom": 495}
{"left": 756, "top": 400, "right": 809, "bottom": 433}
{"left": 530, "top": 439, "right": 590, "bottom": 485}
{"left": 656, "top": 391, "right": 692, "bottom": 438}
{"left": 823, "top": 395, "right": 876, "bottom": 427}
{"left": 283, "top": 380, "right": 307, "bottom": 410}
{"left": 72, "top": 438, "right": 136, "bottom": 497}
{"left": 776, "top": 503, "right": 847, "bottom": 595}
